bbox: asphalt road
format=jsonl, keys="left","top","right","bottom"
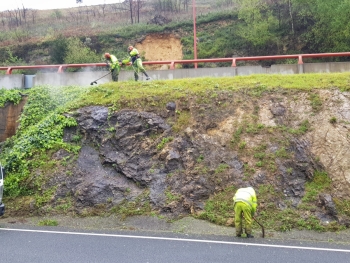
{"left": 1, "top": 227, "right": 350, "bottom": 263}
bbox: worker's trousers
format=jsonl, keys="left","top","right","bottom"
{"left": 234, "top": 201, "right": 253, "bottom": 236}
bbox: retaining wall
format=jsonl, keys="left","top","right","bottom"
{"left": 0, "top": 97, "right": 27, "bottom": 142}
{"left": 2, "top": 62, "right": 350, "bottom": 89}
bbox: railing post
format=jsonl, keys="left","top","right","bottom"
{"left": 6, "top": 68, "right": 12, "bottom": 75}
{"left": 298, "top": 55, "right": 304, "bottom": 74}
{"left": 170, "top": 62, "right": 175, "bottom": 70}
{"left": 231, "top": 58, "right": 237, "bottom": 67}
{"left": 232, "top": 58, "right": 237, "bottom": 76}
{"left": 58, "top": 65, "right": 64, "bottom": 73}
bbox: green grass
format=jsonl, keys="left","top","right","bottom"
{"left": 196, "top": 185, "right": 236, "bottom": 224}
{"left": 302, "top": 171, "right": 332, "bottom": 202}
{"left": 38, "top": 219, "right": 58, "bottom": 226}
{"left": 68, "top": 73, "right": 350, "bottom": 110}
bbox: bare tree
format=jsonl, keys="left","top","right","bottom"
{"left": 21, "top": 4, "right": 28, "bottom": 25}
{"left": 29, "top": 9, "right": 38, "bottom": 24}
{"left": 100, "top": 3, "right": 107, "bottom": 17}
{"left": 135, "top": 0, "right": 147, "bottom": 23}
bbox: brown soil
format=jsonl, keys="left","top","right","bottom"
{"left": 135, "top": 33, "right": 183, "bottom": 69}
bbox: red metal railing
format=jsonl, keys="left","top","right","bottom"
{"left": 1, "top": 52, "right": 350, "bottom": 74}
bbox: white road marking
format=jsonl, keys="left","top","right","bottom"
{"left": 1, "top": 228, "right": 350, "bottom": 253}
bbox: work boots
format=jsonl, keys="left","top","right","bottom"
{"left": 144, "top": 72, "right": 151, "bottom": 80}
{"left": 246, "top": 234, "right": 254, "bottom": 238}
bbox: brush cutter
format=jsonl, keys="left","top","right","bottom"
{"left": 253, "top": 216, "right": 265, "bottom": 238}
{"left": 241, "top": 213, "right": 265, "bottom": 238}
{"left": 90, "top": 72, "right": 111, "bottom": 85}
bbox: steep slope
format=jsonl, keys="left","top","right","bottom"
{"left": 2, "top": 75, "right": 350, "bottom": 232}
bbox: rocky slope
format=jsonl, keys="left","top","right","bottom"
{"left": 14, "top": 87, "right": 347, "bottom": 230}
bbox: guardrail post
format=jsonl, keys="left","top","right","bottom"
{"left": 232, "top": 58, "right": 237, "bottom": 76}
{"left": 6, "top": 68, "right": 12, "bottom": 75}
{"left": 58, "top": 66, "right": 64, "bottom": 73}
{"left": 170, "top": 62, "right": 175, "bottom": 70}
{"left": 298, "top": 55, "right": 304, "bottom": 74}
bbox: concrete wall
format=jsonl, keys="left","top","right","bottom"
{"left": 3, "top": 61, "right": 350, "bottom": 89}
{"left": 35, "top": 71, "right": 113, "bottom": 86}
{"left": 0, "top": 74, "right": 24, "bottom": 89}
{"left": 303, "top": 62, "right": 350, "bottom": 73}
{"left": 0, "top": 97, "right": 27, "bottom": 142}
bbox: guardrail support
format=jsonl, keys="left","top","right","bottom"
{"left": 298, "top": 55, "right": 304, "bottom": 74}
{"left": 58, "top": 66, "right": 64, "bottom": 73}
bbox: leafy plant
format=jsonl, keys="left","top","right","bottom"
{"left": 0, "top": 89, "right": 23, "bottom": 107}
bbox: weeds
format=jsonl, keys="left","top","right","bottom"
{"left": 38, "top": 219, "right": 58, "bottom": 226}
{"left": 156, "top": 137, "right": 173, "bottom": 151}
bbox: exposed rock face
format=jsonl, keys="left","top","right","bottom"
{"left": 45, "top": 89, "right": 350, "bottom": 224}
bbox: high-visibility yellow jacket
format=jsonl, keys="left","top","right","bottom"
{"left": 109, "top": 54, "right": 120, "bottom": 70}
{"left": 123, "top": 48, "right": 141, "bottom": 65}
{"left": 233, "top": 187, "right": 257, "bottom": 215}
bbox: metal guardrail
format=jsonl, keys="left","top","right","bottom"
{"left": 1, "top": 52, "right": 350, "bottom": 74}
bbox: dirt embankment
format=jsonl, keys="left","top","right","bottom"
{"left": 135, "top": 33, "right": 183, "bottom": 69}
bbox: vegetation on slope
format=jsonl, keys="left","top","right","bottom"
{"left": 2, "top": 72, "right": 350, "bottom": 231}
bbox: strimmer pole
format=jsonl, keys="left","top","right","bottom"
{"left": 193, "top": 0, "right": 197, "bottom": 68}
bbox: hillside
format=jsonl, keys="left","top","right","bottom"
{"left": 1, "top": 0, "right": 350, "bottom": 71}
{"left": 1, "top": 73, "right": 350, "bottom": 233}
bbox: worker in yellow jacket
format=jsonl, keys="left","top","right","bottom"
{"left": 104, "top": 53, "right": 120, "bottom": 82}
{"left": 233, "top": 187, "right": 257, "bottom": 238}
{"left": 122, "top": 46, "right": 150, "bottom": 81}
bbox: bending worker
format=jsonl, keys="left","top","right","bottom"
{"left": 104, "top": 53, "right": 120, "bottom": 82}
{"left": 233, "top": 186, "right": 257, "bottom": 238}
{"left": 122, "top": 46, "right": 150, "bottom": 81}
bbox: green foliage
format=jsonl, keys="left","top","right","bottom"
{"left": 64, "top": 37, "right": 100, "bottom": 66}
{"left": 35, "top": 187, "right": 57, "bottom": 207}
{"left": 165, "top": 188, "right": 182, "bottom": 204}
{"left": 302, "top": 171, "right": 331, "bottom": 202}
{"left": 334, "top": 198, "right": 350, "bottom": 217}
{"left": 0, "top": 48, "right": 27, "bottom": 74}
{"left": 5, "top": 112, "right": 77, "bottom": 173}
{"left": 214, "top": 163, "right": 230, "bottom": 174}
{"left": 156, "top": 137, "right": 173, "bottom": 150}
{"left": 0, "top": 89, "right": 23, "bottom": 107}
{"left": 38, "top": 219, "right": 58, "bottom": 226}
{"left": 111, "top": 190, "right": 152, "bottom": 219}
{"left": 0, "top": 85, "right": 86, "bottom": 197}
{"left": 196, "top": 185, "right": 236, "bottom": 225}
{"left": 50, "top": 34, "right": 68, "bottom": 64}
{"left": 308, "top": 92, "right": 323, "bottom": 111}
{"left": 235, "top": 0, "right": 278, "bottom": 48}
{"left": 3, "top": 48, "right": 25, "bottom": 66}
{"left": 329, "top": 116, "right": 337, "bottom": 124}
{"left": 172, "top": 111, "right": 191, "bottom": 133}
